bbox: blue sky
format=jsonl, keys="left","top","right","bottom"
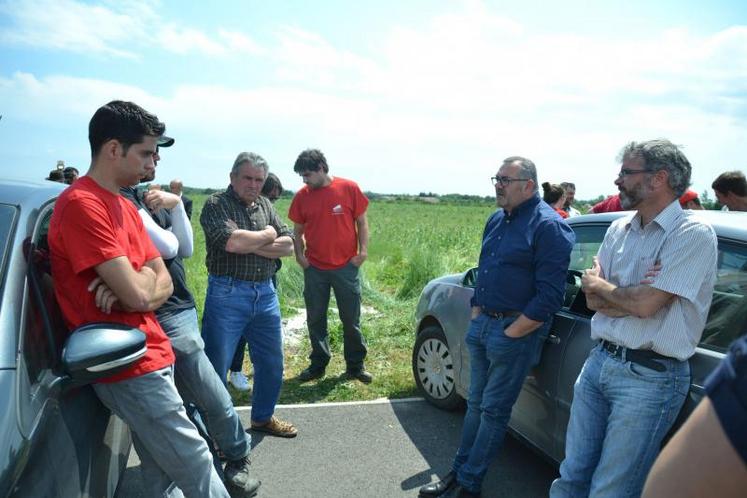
{"left": 1, "top": 0, "right": 745, "bottom": 199}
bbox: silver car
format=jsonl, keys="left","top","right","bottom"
{"left": 0, "top": 179, "right": 146, "bottom": 497}
{"left": 412, "top": 210, "right": 747, "bottom": 464}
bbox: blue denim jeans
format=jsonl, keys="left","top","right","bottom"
{"left": 158, "top": 307, "right": 250, "bottom": 461}
{"left": 452, "top": 313, "right": 545, "bottom": 493}
{"left": 202, "top": 275, "right": 284, "bottom": 424}
{"left": 550, "top": 344, "right": 690, "bottom": 498}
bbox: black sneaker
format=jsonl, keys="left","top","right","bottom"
{"left": 224, "top": 456, "right": 261, "bottom": 497}
{"left": 298, "top": 366, "right": 325, "bottom": 382}
{"left": 346, "top": 368, "right": 373, "bottom": 384}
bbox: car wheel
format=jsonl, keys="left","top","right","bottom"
{"left": 412, "top": 325, "right": 462, "bottom": 410}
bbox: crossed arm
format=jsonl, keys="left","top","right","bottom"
{"left": 582, "top": 257, "right": 675, "bottom": 318}
{"left": 224, "top": 220, "right": 293, "bottom": 257}
{"left": 89, "top": 256, "right": 173, "bottom": 314}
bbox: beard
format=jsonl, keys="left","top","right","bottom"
{"left": 619, "top": 180, "right": 651, "bottom": 210}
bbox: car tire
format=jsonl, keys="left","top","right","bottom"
{"left": 412, "top": 325, "right": 463, "bottom": 411}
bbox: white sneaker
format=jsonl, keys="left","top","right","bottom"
{"left": 228, "top": 371, "right": 250, "bottom": 392}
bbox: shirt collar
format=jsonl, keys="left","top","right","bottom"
{"left": 505, "top": 194, "right": 540, "bottom": 218}
{"left": 628, "top": 198, "right": 683, "bottom": 233}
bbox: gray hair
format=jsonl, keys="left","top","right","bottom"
{"left": 503, "top": 156, "right": 539, "bottom": 193}
{"left": 618, "top": 139, "right": 691, "bottom": 197}
{"left": 231, "top": 152, "right": 269, "bottom": 177}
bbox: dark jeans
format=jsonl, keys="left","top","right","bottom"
{"left": 304, "top": 262, "right": 367, "bottom": 371}
{"left": 453, "top": 313, "right": 546, "bottom": 492}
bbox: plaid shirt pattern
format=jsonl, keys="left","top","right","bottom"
{"left": 200, "top": 186, "right": 292, "bottom": 281}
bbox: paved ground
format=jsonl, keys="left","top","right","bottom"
{"left": 118, "top": 398, "right": 557, "bottom": 498}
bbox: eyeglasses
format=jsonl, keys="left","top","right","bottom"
{"left": 617, "top": 168, "right": 651, "bottom": 179}
{"left": 491, "top": 176, "right": 529, "bottom": 187}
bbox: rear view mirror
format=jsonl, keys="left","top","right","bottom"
{"left": 463, "top": 268, "right": 478, "bottom": 288}
{"left": 62, "top": 323, "right": 146, "bottom": 384}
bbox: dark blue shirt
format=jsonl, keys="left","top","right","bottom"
{"left": 471, "top": 194, "right": 575, "bottom": 322}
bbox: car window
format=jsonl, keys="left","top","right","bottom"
{"left": 0, "top": 204, "right": 18, "bottom": 304}
{"left": 564, "top": 224, "right": 608, "bottom": 314}
{"left": 21, "top": 208, "right": 65, "bottom": 384}
{"left": 700, "top": 240, "right": 747, "bottom": 352}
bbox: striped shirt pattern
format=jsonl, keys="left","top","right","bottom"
{"left": 200, "top": 186, "right": 292, "bottom": 282}
{"left": 591, "top": 200, "right": 718, "bottom": 360}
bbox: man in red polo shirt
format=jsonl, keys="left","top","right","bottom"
{"left": 289, "top": 149, "right": 372, "bottom": 383}
{"left": 49, "top": 101, "right": 234, "bottom": 498}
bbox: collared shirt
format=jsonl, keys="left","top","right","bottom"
{"left": 592, "top": 199, "right": 718, "bottom": 360}
{"left": 200, "top": 185, "right": 292, "bottom": 282}
{"left": 471, "top": 194, "right": 576, "bottom": 322}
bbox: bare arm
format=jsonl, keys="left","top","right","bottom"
{"left": 91, "top": 256, "right": 173, "bottom": 312}
{"left": 254, "top": 235, "right": 294, "bottom": 258}
{"left": 350, "top": 212, "right": 369, "bottom": 267}
{"left": 642, "top": 397, "right": 747, "bottom": 498}
{"left": 582, "top": 271, "right": 674, "bottom": 318}
{"left": 293, "top": 222, "right": 310, "bottom": 269}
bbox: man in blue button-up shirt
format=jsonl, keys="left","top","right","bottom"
{"left": 420, "top": 156, "right": 575, "bottom": 498}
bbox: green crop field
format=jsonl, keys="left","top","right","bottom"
{"left": 184, "top": 194, "right": 495, "bottom": 405}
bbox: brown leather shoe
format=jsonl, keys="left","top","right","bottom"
{"left": 250, "top": 416, "right": 298, "bottom": 438}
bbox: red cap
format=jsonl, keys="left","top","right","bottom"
{"left": 679, "top": 189, "right": 699, "bottom": 206}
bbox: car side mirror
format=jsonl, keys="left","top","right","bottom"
{"left": 463, "top": 267, "right": 478, "bottom": 288}
{"left": 62, "top": 323, "right": 146, "bottom": 385}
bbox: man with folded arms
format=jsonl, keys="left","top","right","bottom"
{"left": 550, "top": 139, "right": 718, "bottom": 498}
{"left": 419, "top": 156, "right": 574, "bottom": 498}
{"left": 49, "top": 100, "right": 233, "bottom": 497}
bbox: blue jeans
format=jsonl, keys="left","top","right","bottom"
{"left": 202, "top": 275, "right": 284, "bottom": 423}
{"left": 452, "top": 314, "right": 545, "bottom": 493}
{"left": 158, "top": 307, "right": 250, "bottom": 461}
{"left": 550, "top": 344, "right": 690, "bottom": 498}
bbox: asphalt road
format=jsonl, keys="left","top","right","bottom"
{"left": 118, "top": 398, "right": 557, "bottom": 498}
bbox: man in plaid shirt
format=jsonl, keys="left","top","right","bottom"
{"left": 200, "top": 152, "right": 298, "bottom": 438}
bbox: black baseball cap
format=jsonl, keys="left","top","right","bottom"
{"left": 158, "top": 135, "right": 175, "bottom": 147}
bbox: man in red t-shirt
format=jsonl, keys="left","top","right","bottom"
{"left": 49, "top": 101, "right": 232, "bottom": 498}
{"left": 288, "top": 149, "right": 372, "bottom": 383}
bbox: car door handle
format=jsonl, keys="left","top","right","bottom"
{"left": 547, "top": 334, "right": 561, "bottom": 345}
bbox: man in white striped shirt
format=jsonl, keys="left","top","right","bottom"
{"left": 550, "top": 139, "right": 718, "bottom": 498}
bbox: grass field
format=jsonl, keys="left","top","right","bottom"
{"left": 184, "top": 194, "right": 495, "bottom": 405}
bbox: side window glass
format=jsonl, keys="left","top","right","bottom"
{"left": 564, "top": 224, "right": 608, "bottom": 314}
{"left": 700, "top": 241, "right": 747, "bottom": 352}
{"left": 21, "top": 209, "right": 62, "bottom": 384}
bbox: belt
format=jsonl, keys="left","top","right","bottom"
{"left": 600, "top": 340, "right": 671, "bottom": 372}
{"left": 481, "top": 308, "right": 521, "bottom": 320}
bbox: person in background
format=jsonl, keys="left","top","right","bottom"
{"left": 561, "top": 182, "right": 581, "bottom": 217}
{"left": 542, "top": 182, "right": 569, "bottom": 219}
{"left": 228, "top": 172, "right": 284, "bottom": 392}
{"left": 712, "top": 170, "right": 747, "bottom": 211}
{"left": 419, "top": 156, "right": 574, "bottom": 498}
{"left": 550, "top": 139, "right": 718, "bottom": 498}
{"left": 289, "top": 149, "right": 372, "bottom": 384}
{"left": 121, "top": 137, "right": 260, "bottom": 497}
{"left": 170, "top": 178, "right": 193, "bottom": 219}
{"left": 63, "top": 166, "right": 79, "bottom": 185}
{"left": 679, "top": 189, "right": 704, "bottom": 210}
{"left": 201, "top": 152, "right": 298, "bottom": 438}
{"left": 591, "top": 193, "right": 623, "bottom": 213}
{"left": 46, "top": 169, "right": 65, "bottom": 183}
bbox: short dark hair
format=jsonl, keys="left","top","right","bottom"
{"left": 88, "top": 100, "right": 165, "bottom": 158}
{"left": 542, "top": 182, "right": 565, "bottom": 204}
{"left": 294, "top": 149, "right": 329, "bottom": 174}
{"left": 712, "top": 171, "right": 747, "bottom": 197}
{"left": 46, "top": 169, "right": 64, "bottom": 182}
{"left": 560, "top": 182, "right": 575, "bottom": 191}
{"left": 262, "top": 172, "right": 283, "bottom": 196}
